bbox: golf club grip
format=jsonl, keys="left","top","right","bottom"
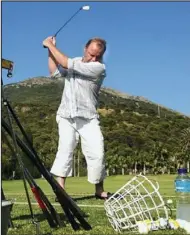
{"left": 25, "top": 169, "right": 60, "bottom": 224}
{"left": 31, "top": 187, "right": 46, "bottom": 209}
{"left": 43, "top": 36, "right": 54, "bottom": 48}
{"left": 31, "top": 186, "right": 57, "bottom": 228}
{"left": 37, "top": 187, "right": 62, "bottom": 226}
{"left": 24, "top": 170, "right": 61, "bottom": 227}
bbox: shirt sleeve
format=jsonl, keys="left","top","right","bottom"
{"left": 51, "top": 65, "right": 68, "bottom": 79}
{"left": 68, "top": 58, "right": 106, "bottom": 79}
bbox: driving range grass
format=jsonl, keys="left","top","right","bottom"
{"left": 2, "top": 174, "right": 186, "bottom": 235}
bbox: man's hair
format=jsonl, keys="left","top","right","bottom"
{"left": 85, "top": 38, "right": 107, "bottom": 57}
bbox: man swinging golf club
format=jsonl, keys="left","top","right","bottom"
{"left": 42, "top": 35, "right": 112, "bottom": 200}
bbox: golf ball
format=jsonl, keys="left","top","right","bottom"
{"left": 137, "top": 221, "right": 149, "bottom": 234}
{"left": 167, "top": 199, "right": 173, "bottom": 204}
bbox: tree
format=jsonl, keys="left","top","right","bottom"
{"left": 180, "top": 127, "right": 190, "bottom": 172}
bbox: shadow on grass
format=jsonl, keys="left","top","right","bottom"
{"left": 73, "top": 195, "right": 96, "bottom": 201}
{"left": 12, "top": 212, "right": 67, "bottom": 222}
{"left": 41, "top": 233, "right": 52, "bottom": 235}
{"left": 12, "top": 210, "right": 89, "bottom": 223}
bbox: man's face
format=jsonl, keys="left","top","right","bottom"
{"left": 83, "top": 42, "right": 102, "bottom": 63}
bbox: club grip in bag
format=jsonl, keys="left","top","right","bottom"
{"left": 31, "top": 187, "right": 46, "bottom": 209}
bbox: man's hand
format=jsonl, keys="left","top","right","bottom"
{"left": 44, "top": 36, "right": 68, "bottom": 69}
{"left": 43, "top": 36, "right": 56, "bottom": 48}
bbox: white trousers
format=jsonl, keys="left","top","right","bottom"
{"left": 50, "top": 115, "right": 106, "bottom": 184}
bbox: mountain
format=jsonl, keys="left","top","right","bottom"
{"left": 2, "top": 77, "right": 190, "bottom": 179}
{"left": 3, "top": 76, "right": 187, "bottom": 117}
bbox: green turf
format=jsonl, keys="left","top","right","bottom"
{"left": 2, "top": 174, "right": 186, "bottom": 235}
{"left": 2, "top": 174, "right": 177, "bottom": 195}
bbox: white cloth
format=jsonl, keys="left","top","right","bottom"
{"left": 50, "top": 115, "right": 106, "bottom": 184}
{"left": 52, "top": 57, "right": 106, "bottom": 119}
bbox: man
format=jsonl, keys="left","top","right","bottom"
{"left": 43, "top": 36, "right": 111, "bottom": 199}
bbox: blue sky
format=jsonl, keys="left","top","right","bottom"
{"left": 2, "top": 2, "right": 190, "bottom": 116}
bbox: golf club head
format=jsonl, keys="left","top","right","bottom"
{"left": 82, "top": 5, "right": 90, "bottom": 11}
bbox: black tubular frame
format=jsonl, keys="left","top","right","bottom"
{"left": 1, "top": 82, "right": 92, "bottom": 231}
{"left": 2, "top": 81, "right": 61, "bottom": 228}
{"left": 3, "top": 129, "right": 60, "bottom": 228}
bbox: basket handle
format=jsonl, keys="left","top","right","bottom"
{"left": 148, "top": 178, "right": 160, "bottom": 191}
{"left": 138, "top": 174, "right": 160, "bottom": 191}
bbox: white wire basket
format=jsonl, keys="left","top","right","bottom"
{"left": 104, "top": 174, "right": 169, "bottom": 233}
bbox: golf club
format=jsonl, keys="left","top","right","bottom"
{"left": 43, "top": 5, "right": 90, "bottom": 48}
{"left": 2, "top": 119, "right": 92, "bottom": 231}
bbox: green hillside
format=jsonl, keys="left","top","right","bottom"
{"left": 2, "top": 77, "right": 190, "bottom": 179}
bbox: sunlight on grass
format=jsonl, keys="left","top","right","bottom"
{"left": 3, "top": 174, "right": 185, "bottom": 235}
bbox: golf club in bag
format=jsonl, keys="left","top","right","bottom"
{"left": 2, "top": 130, "right": 61, "bottom": 228}
{"left": 1, "top": 78, "right": 61, "bottom": 229}
{"left": 43, "top": 5, "right": 90, "bottom": 48}
{"left": 1, "top": 81, "right": 92, "bottom": 231}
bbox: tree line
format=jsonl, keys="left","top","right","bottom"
{"left": 2, "top": 80, "right": 190, "bottom": 179}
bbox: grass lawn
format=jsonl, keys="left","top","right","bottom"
{"left": 2, "top": 174, "right": 186, "bottom": 235}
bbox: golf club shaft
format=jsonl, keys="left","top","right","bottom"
{"left": 54, "top": 8, "right": 81, "bottom": 37}
{"left": 43, "top": 7, "right": 81, "bottom": 48}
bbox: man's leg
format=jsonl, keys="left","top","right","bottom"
{"left": 50, "top": 116, "right": 79, "bottom": 189}
{"left": 56, "top": 176, "right": 66, "bottom": 189}
{"left": 95, "top": 181, "right": 108, "bottom": 197}
{"left": 77, "top": 118, "right": 108, "bottom": 198}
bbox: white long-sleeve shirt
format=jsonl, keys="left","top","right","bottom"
{"left": 52, "top": 57, "right": 106, "bottom": 119}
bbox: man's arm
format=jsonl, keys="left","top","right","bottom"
{"left": 43, "top": 36, "right": 68, "bottom": 69}
{"left": 68, "top": 60, "right": 106, "bottom": 79}
{"left": 47, "top": 36, "right": 59, "bottom": 75}
{"left": 48, "top": 51, "right": 59, "bottom": 76}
